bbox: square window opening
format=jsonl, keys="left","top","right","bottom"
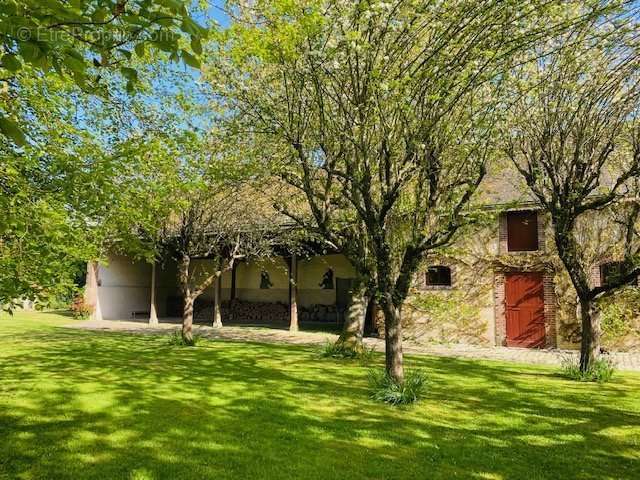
{"left": 426, "top": 266, "right": 452, "bottom": 287}
{"left": 507, "top": 211, "right": 539, "bottom": 252}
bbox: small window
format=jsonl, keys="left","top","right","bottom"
{"left": 425, "top": 266, "right": 452, "bottom": 287}
{"left": 507, "top": 210, "right": 538, "bottom": 252}
{"left": 600, "top": 262, "right": 637, "bottom": 287}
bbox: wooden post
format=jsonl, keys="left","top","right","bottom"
{"left": 149, "top": 262, "right": 158, "bottom": 325}
{"left": 230, "top": 262, "right": 237, "bottom": 301}
{"left": 289, "top": 254, "right": 298, "bottom": 332}
{"left": 213, "top": 275, "right": 222, "bottom": 328}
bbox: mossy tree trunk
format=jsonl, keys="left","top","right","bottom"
{"left": 579, "top": 298, "right": 601, "bottom": 371}
{"left": 380, "top": 298, "right": 404, "bottom": 384}
{"left": 554, "top": 221, "right": 601, "bottom": 372}
{"left": 178, "top": 253, "right": 216, "bottom": 346}
{"left": 179, "top": 254, "right": 195, "bottom": 345}
{"left": 336, "top": 281, "right": 368, "bottom": 351}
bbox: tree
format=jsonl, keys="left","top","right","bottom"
{"left": 159, "top": 174, "right": 285, "bottom": 345}
{"left": 0, "top": 0, "right": 207, "bottom": 144}
{"left": 0, "top": 67, "right": 108, "bottom": 309}
{"left": 504, "top": 13, "right": 640, "bottom": 371}
{"left": 210, "top": 0, "right": 604, "bottom": 382}
{"left": 0, "top": 1, "right": 211, "bottom": 308}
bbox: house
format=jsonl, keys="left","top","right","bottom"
{"left": 85, "top": 167, "right": 640, "bottom": 351}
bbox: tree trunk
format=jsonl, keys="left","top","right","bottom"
{"left": 336, "top": 282, "right": 367, "bottom": 351}
{"left": 380, "top": 299, "right": 404, "bottom": 384}
{"left": 178, "top": 254, "right": 195, "bottom": 345}
{"left": 579, "top": 298, "right": 601, "bottom": 372}
{"left": 182, "top": 295, "right": 195, "bottom": 345}
{"left": 213, "top": 275, "right": 222, "bottom": 328}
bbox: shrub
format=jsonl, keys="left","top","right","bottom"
{"left": 368, "top": 368, "right": 428, "bottom": 406}
{"left": 318, "top": 340, "right": 376, "bottom": 364}
{"left": 167, "top": 330, "right": 201, "bottom": 347}
{"left": 70, "top": 295, "right": 93, "bottom": 320}
{"left": 561, "top": 356, "right": 615, "bottom": 383}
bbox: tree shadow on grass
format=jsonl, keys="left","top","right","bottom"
{"left": 0, "top": 325, "right": 639, "bottom": 479}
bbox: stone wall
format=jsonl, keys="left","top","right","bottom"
{"left": 395, "top": 207, "right": 640, "bottom": 351}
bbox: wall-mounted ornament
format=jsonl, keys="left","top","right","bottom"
{"left": 260, "top": 270, "right": 273, "bottom": 289}
{"left": 319, "top": 268, "right": 334, "bottom": 290}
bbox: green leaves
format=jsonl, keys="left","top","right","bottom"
{"left": 190, "top": 36, "right": 202, "bottom": 56}
{"left": 0, "top": 114, "right": 26, "bottom": 146}
{"left": 134, "top": 42, "right": 146, "bottom": 58}
{"left": 1, "top": 54, "right": 21, "bottom": 72}
{"left": 181, "top": 50, "right": 200, "bottom": 69}
{"left": 18, "top": 41, "right": 43, "bottom": 64}
{"left": 0, "top": 0, "right": 209, "bottom": 102}
{"left": 120, "top": 66, "right": 138, "bottom": 93}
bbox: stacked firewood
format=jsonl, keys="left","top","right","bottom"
{"left": 192, "top": 299, "right": 288, "bottom": 323}
{"left": 193, "top": 300, "right": 341, "bottom": 324}
{"left": 228, "top": 299, "right": 288, "bottom": 323}
{"left": 299, "top": 304, "right": 340, "bottom": 323}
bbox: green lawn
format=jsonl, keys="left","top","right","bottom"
{"left": 1, "top": 312, "right": 639, "bottom": 480}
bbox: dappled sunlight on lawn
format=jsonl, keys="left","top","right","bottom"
{"left": 0, "top": 311, "right": 639, "bottom": 479}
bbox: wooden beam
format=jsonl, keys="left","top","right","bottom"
{"left": 230, "top": 261, "right": 237, "bottom": 301}
{"left": 289, "top": 254, "right": 298, "bottom": 332}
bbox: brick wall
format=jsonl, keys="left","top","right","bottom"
{"left": 494, "top": 273, "right": 506, "bottom": 346}
{"left": 537, "top": 212, "right": 547, "bottom": 253}
{"left": 590, "top": 264, "right": 602, "bottom": 289}
{"left": 498, "top": 213, "right": 508, "bottom": 254}
{"left": 543, "top": 273, "right": 557, "bottom": 348}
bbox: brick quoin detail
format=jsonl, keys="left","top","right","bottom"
{"left": 494, "top": 273, "right": 506, "bottom": 346}
{"left": 543, "top": 273, "right": 557, "bottom": 348}
{"left": 537, "top": 212, "right": 547, "bottom": 253}
{"left": 498, "top": 214, "right": 508, "bottom": 255}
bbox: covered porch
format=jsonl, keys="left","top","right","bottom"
{"left": 85, "top": 252, "right": 377, "bottom": 332}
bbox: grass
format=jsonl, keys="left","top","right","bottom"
{"left": 368, "top": 368, "right": 428, "bottom": 405}
{"left": 0, "top": 311, "right": 639, "bottom": 480}
{"left": 561, "top": 355, "right": 616, "bottom": 383}
{"left": 317, "top": 339, "right": 376, "bottom": 364}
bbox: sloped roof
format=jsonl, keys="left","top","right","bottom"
{"left": 473, "top": 159, "right": 537, "bottom": 208}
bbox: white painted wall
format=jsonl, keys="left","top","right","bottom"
{"left": 97, "top": 253, "right": 358, "bottom": 319}
{"left": 97, "top": 255, "right": 151, "bottom": 319}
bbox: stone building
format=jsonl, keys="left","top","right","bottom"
{"left": 86, "top": 167, "right": 640, "bottom": 351}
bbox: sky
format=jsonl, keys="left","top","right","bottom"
{"left": 204, "top": 0, "right": 232, "bottom": 29}
{"left": 119, "top": 1, "right": 233, "bottom": 136}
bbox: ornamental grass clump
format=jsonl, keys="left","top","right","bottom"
{"left": 318, "top": 340, "right": 376, "bottom": 365}
{"left": 561, "top": 356, "right": 615, "bottom": 383}
{"left": 368, "top": 368, "right": 428, "bottom": 406}
{"left": 167, "top": 330, "right": 202, "bottom": 347}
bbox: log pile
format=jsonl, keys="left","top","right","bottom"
{"left": 300, "top": 304, "right": 340, "bottom": 323}
{"left": 194, "top": 299, "right": 288, "bottom": 324}
{"left": 228, "top": 299, "right": 289, "bottom": 323}
{"left": 192, "top": 299, "right": 340, "bottom": 324}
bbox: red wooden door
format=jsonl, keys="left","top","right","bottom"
{"left": 505, "top": 273, "right": 545, "bottom": 348}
